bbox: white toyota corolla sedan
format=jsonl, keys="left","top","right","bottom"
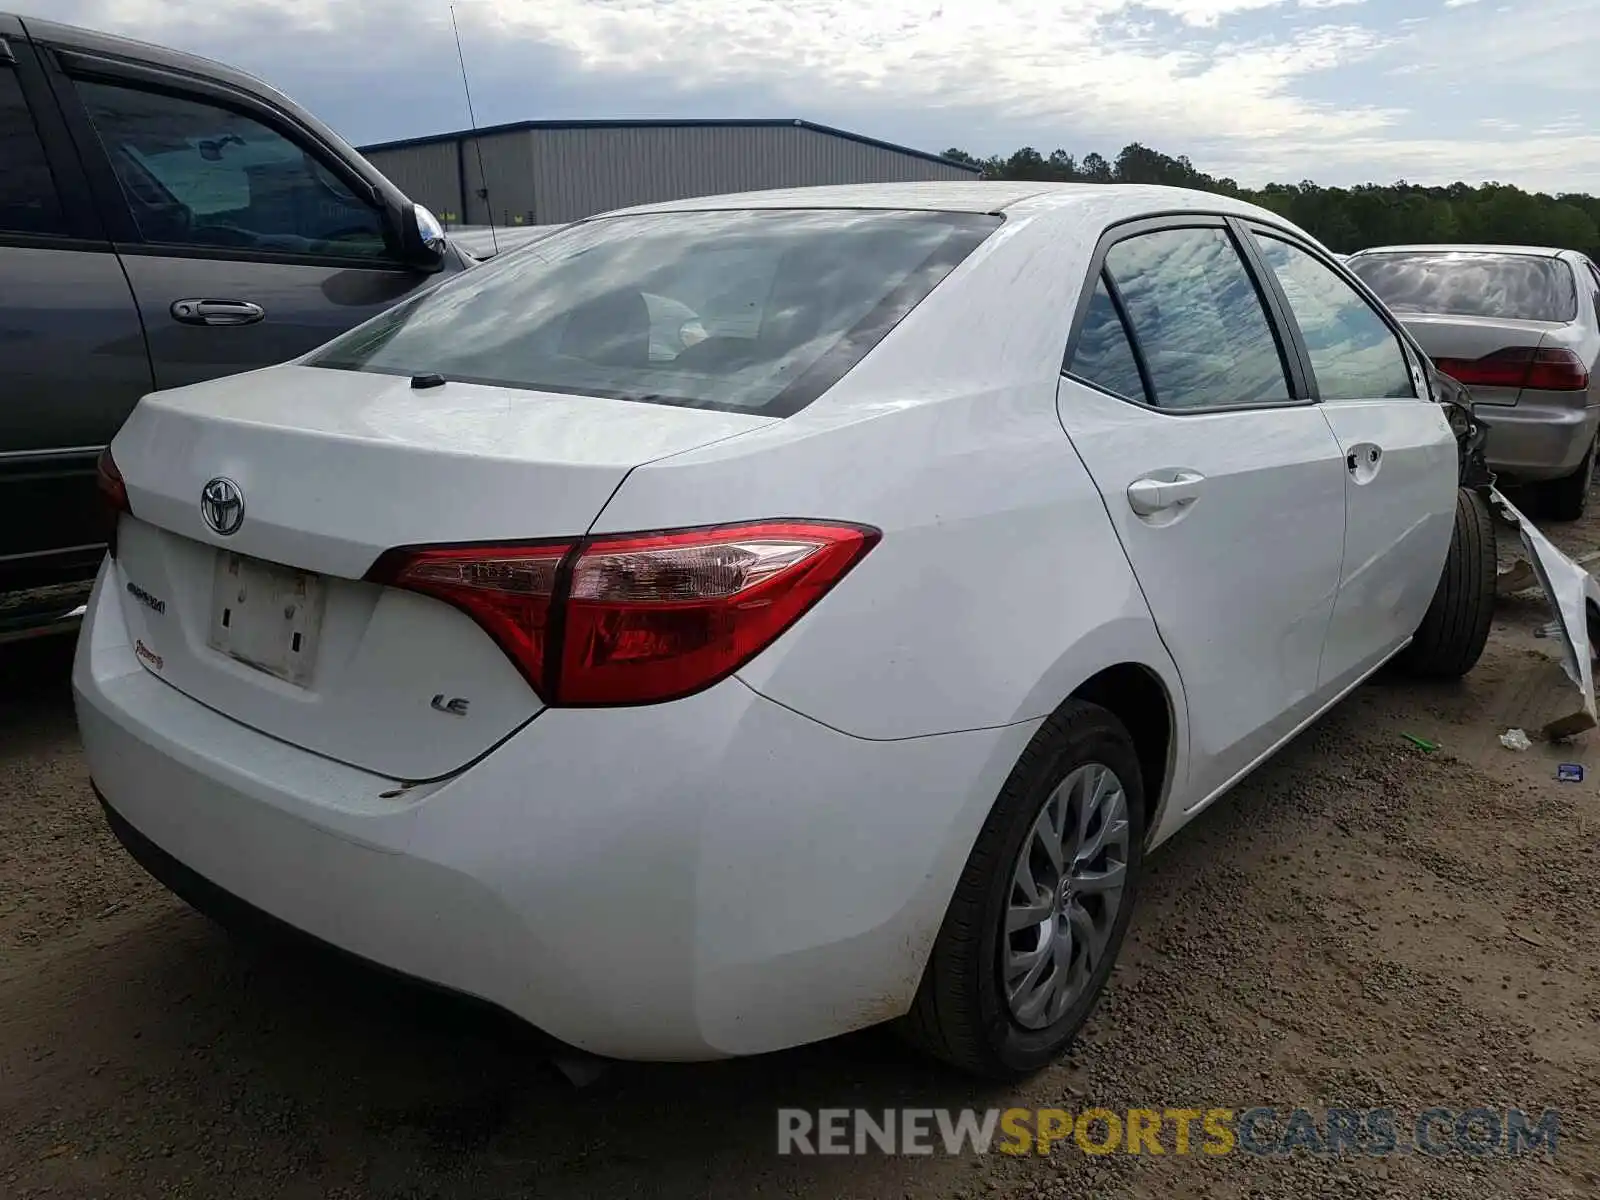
{"left": 75, "top": 182, "right": 1496, "bottom": 1079}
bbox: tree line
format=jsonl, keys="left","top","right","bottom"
{"left": 941, "top": 143, "right": 1600, "bottom": 258}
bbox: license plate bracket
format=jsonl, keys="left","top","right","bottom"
{"left": 206, "top": 551, "right": 325, "bottom": 686}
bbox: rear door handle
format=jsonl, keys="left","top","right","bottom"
{"left": 1127, "top": 471, "right": 1205, "bottom": 516}
{"left": 1346, "top": 442, "right": 1383, "bottom": 483}
{"left": 170, "top": 299, "right": 266, "bottom": 327}
{"left": 1346, "top": 444, "right": 1382, "bottom": 472}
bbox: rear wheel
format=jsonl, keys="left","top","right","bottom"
{"left": 1537, "top": 435, "right": 1596, "bottom": 522}
{"left": 1395, "top": 487, "right": 1495, "bottom": 679}
{"left": 900, "top": 702, "right": 1145, "bottom": 1079}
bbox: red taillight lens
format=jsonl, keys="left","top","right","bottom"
{"left": 558, "top": 521, "right": 878, "bottom": 705}
{"left": 367, "top": 541, "right": 573, "bottom": 693}
{"left": 367, "top": 520, "right": 879, "bottom": 706}
{"left": 1524, "top": 347, "right": 1590, "bottom": 391}
{"left": 95, "top": 447, "right": 130, "bottom": 556}
{"left": 1433, "top": 346, "right": 1589, "bottom": 392}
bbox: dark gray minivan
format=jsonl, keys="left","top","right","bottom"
{"left": 1, "top": 13, "right": 467, "bottom": 641}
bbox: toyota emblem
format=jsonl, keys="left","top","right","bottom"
{"left": 200, "top": 477, "right": 245, "bottom": 536}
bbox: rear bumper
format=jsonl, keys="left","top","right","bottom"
{"left": 1476, "top": 399, "right": 1600, "bottom": 482}
{"left": 94, "top": 785, "right": 554, "bottom": 1037}
{"left": 72, "top": 560, "right": 1035, "bottom": 1060}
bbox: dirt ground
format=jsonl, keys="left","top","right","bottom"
{"left": 3, "top": 490, "right": 1600, "bottom": 1200}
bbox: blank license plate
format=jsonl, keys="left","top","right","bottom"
{"left": 206, "top": 551, "right": 326, "bottom": 686}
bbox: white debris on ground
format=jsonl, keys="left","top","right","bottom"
{"left": 1490, "top": 486, "right": 1600, "bottom": 739}
{"left": 1499, "top": 727, "right": 1533, "bottom": 751}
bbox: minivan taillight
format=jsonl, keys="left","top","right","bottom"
{"left": 96, "top": 447, "right": 130, "bottom": 556}
{"left": 367, "top": 520, "right": 879, "bottom": 705}
{"left": 1434, "top": 346, "right": 1589, "bottom": 392}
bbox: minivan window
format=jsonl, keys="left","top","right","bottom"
{"left": 73, "top": 79, "right": 389, "bottom": 258}
{"left": 0, "top": 69, "right": 67, "bottom": 236}
{"left": 1348, "top": 251, "right": 1578, "bottom": 323}
{"left": 310, "top": 209, "right": 1000, "bottom": 417}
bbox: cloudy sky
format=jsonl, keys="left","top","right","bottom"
{"left": 38, "top": 0, "right": 1600, "bottom": 192}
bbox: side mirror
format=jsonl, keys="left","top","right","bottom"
{"left": 398, "top": 202, "right": 448, "bottom": 271}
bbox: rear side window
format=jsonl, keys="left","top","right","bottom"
{"left": 1067, "top": 274, "right": 1148, "bottom": 403}
{"left": 0, "top": 68, "right": 67, "bottom": 236}
{"left": 1102, "top": 227, "right": 1290, "bottom": 410}
{"left": 1348, "top": 251, "right": 1578, "bottom": 323}
{"left": 1253, "top": 234, "right": 1415, "bottom": 401}
{"left": 311, "top": 209, "right": 1000, "bottom": 417}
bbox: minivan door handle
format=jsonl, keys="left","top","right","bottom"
{"left": 1127, "top": 471, "right": 1205, "bottom": 516}
{"left": 170, "top": 299, "right": 266, "bottom": 327}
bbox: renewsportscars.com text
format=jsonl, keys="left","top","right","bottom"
{"left": 777, "top": 1106, "right": 1559, "bottom": 1158}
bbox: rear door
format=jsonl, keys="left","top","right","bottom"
{"left": 0, "top": 22, "right": 150, "bottom": 593}
{"left": 1572, "top": 255, "right": 1600, "bottom": 400}
{"left": 42, "top": 46, "right": 434, "bottom": 390}
{"left": 1058, "top": 218, "right": 1348, "bottom": 811}
{"left": 1580, "top": 258, "right": 1600, "bottom": 328}
{"left": 1242, "top": 224, "right": 1458, "bottom": 691}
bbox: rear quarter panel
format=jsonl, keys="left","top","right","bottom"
{"left": 589, "top": 205, "right": 1190, "bottom": 770}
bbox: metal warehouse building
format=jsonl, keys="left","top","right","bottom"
{"left": 358, "top": 119, "right": 980, "bottom": 227}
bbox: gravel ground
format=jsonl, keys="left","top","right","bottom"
{"left": 2, "top": 492, "right": 1598, "bottom": 1199}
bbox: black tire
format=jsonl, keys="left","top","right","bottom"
{"left": 1536, "top": 437, "right": 1596, "bottom": 522}
{"left": 900, "top": 701, "right": 1145, "bottom": 1080}
{"left": 1395, "top": 487, "right": 1495, "bottom": 679}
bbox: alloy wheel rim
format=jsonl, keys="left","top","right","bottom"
{"left": 1002, "top": 763, "right": 1131, "bottom": 1030}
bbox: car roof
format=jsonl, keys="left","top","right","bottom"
{"left": 12, "top": 12, "right": 414, "bottom": 213}
{"left": 604, "top": 181, "right": 1288, "bottom": 224}
{"left": 13, "top": 13, "right": 278, "bottom": 99}
{"left": 1353, "top": 243, "right": 1574, "bottom": 259}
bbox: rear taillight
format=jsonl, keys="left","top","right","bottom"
{"left": 1433, "top": 346, "right": 1589, "bottom": 392}
{"left": 367, "top": 520, "right": 879, "bottom": 706}
{"left": 96, "top": 447, "right": 130, "bottom": 556}
{"left": 369, "top": 540, "right": 573, "bottom": 693}
{"left": 1523, "top": 348, "right": 1590, "bottom": 391}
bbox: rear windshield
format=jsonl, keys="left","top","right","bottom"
{"left": 310, "top": 208, "right": 1000, "bottom": 417}
{"left": 1348, "top": 251, "right": 1577, "bottom": 323}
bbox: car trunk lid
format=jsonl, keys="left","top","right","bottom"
{"left": 1396, "top": 314, "right": 1570, "bottom": 406}
{"left": 107, "top": 364, "right": 775, "bottom": 780}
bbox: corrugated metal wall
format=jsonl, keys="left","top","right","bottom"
{"left": 460, "top": 131, "right": 538, "bottom": 225}
{"left": 364, "top": 124, "right": 972, "bottom": 227}
{"left": 364, "top": 140, "right": 462, "bottom": 221}
{"left": 526, "top": 125, "right": 970, "bottom": 224}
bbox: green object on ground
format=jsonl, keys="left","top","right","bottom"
{"left": 1402, "top": 733, "right": 1438, "bottom": 752}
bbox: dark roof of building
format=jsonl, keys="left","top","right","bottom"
{"left": 357, "top": 119, "right": 980, "bottom": 173}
